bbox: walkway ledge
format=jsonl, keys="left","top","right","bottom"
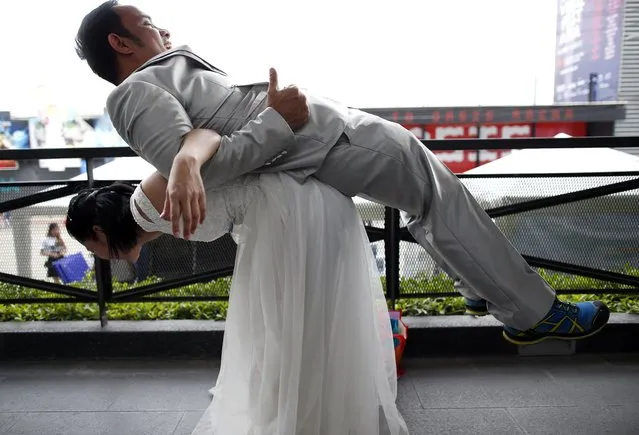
{"left": 1, "top": 314, "right": 637, "bottom": 359}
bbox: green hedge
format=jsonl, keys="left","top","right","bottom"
{"left": 0, "top": 269, "right": 637, "bottom": 322}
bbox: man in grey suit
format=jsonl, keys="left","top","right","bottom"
{"left": 75, "top": 1, "right": 609, "bottom": 345}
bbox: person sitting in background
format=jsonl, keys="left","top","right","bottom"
{"left": 41, "top": 223, "right": 67, "bottom": 283}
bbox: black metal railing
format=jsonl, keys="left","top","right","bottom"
{"left": 1, "top": 136, "right": 638, "bottom": 325}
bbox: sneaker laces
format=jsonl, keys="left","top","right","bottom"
{"left": 555, "top": 300, "right": 579, "bottom": 315}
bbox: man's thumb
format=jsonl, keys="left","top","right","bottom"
{"left": 268, "top": 68, "right": 278, "bottom": 94}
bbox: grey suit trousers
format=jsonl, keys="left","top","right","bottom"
{"left": 314, "top": 113, "right": 555, "bottom": 330}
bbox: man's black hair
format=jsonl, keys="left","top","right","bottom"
{"left": 66, "top": 182, "right": 140, "bottom": 257}
{"left": 75, "top": 0, "right": 141, "bottom": 85}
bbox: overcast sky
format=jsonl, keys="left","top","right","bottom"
{"left": 1, "top": 0, "right": 558, "bottom": 116}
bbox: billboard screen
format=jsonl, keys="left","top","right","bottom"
{"left": 554, "top": 0, "right": 625, "bottom": 103}
{"left": 0, "top": 111, "right": 29, "bottom": 171}
{"left": 27, "top": 106, "right": 128, "bottom": 173}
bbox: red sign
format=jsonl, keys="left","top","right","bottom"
{"left": 389, "top": 107, "right": 585, "bottom": 124}
{"left": 403, "top": 122, "right": 587, "bottom": 173}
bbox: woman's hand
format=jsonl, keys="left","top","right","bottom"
{"left": 160, "top": 154, "right": 206, "bottom": 240}
{"left": 160, "top": 129, "right": 221, "bottom": 240}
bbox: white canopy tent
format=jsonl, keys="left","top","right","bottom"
{"left": 465, "top": 147, "right": 639, "bottom": 174}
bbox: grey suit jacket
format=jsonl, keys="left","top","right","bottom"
{"left": 107, "top": 45, "right": 350, "bottom": 189}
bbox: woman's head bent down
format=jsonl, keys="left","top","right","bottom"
{"left": 66, "top": 183, "right": 145, "bottom": 262}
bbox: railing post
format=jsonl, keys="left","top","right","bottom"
{"left": 95, "top": 259, "right": 113, "bottom": 327}
{"left": 384, "top": 207, "right": 401, "bottom": 309}
{"left": 86, "top": 158, "right": 113, "bottom": 327}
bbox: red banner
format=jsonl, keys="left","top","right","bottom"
{"left": 403, "top": 122, "right": 587, "bottom": 173}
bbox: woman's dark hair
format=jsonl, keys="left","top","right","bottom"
{"left": 66, "top": 183, "right": 139, "bottom": 257}
{"left": 47, "top": 223, "right": 60, "bottom": 237}
{"left": 75, "top": 0, "right": 140, "bottom": 85}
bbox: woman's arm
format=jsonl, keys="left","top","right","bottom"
{"left": 174, "top": 129, "right": 222, "bottom": 169}
{"left": 58, "top": 238, "right": 67, "bottom": 255}
{"left": 40, "top": 249, "right": 59, "bottom": 259}
{"left": 161, "top": 129, "right": 223, "bottom": 239}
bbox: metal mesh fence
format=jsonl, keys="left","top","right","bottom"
{"left": 459, "top": 174, "right": 639, "bottom": 211}
{"left": 0, "top": 198, "right": 98, "bottom": 301}
{"left": 461, "top": 175, "right": 639, "bottom": 275}
{"left": 397, "top": 241, "right": 453, "bottom": 297}
{"left": 0, "top": 183, "right": 69, "bottom": 205}
{"left": 1, "top": 173, "right": 638, "bottom": 304}
{"left": 356, "top": 198, "right": 385, "bottom": 228}
{"left": 128, "top": 234, "right": 238, "bottom": 299}
{"left": 495, "top": 193, "right": 639, "bottom": 273}
{"left": 395, "top": 174, "right": 639, "bottom": 296}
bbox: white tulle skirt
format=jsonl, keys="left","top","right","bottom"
{"left": 191, "top": 174, "right": 408, "bottom": 435}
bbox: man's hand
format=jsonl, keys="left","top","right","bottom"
{"left": 160, "top": 154, "right": 206, "bottom": 240}
{"left": 266, "top": 68, "right": 309, "bottom": 131}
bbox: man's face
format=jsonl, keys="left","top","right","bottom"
{"left": 110, "top": 5, "right": 172, "bottom": 65}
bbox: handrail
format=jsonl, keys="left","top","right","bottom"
{"left": 0, "top": 135, "right": 638, "bottom": 160}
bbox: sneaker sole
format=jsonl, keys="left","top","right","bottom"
{"left": 502, "top": 322, "right": 608, "bottom": 346}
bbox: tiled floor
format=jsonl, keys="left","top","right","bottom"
{"left": 0, "top": 354, "right": 638, "bottom": 434}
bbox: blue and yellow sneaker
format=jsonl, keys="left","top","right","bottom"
{"left": 502, "top": 298, "right": 610, "bottom": 345}
{"left": 464, "top": 297, "right": 489, "bottom": 316}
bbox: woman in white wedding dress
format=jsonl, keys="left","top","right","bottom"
{"left": 66, "top": 169, "right": 409, "bottom": 435}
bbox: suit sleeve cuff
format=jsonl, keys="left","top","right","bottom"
{"left": 259, "top": 107, "right": 295, "bottom": 140}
